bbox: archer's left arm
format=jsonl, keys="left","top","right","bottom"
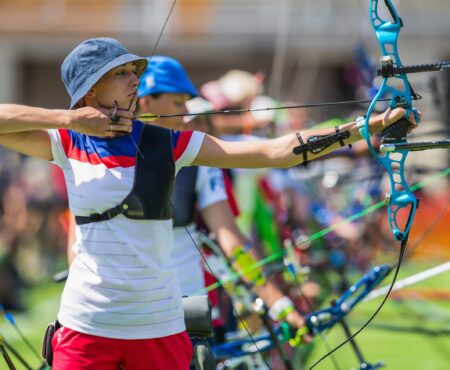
{"left": 201, "top": 200, "right": 306, "bottom": 329}
{"left": 192, "top": 108, "right": 418, "bottom": 169}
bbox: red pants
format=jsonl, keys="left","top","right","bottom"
{"left": 52, "top": 327, "right": 193, "bottom": 370}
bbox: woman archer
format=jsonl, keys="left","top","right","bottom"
{"left": 0, "top": 37, "right": 418, "bottom": 369}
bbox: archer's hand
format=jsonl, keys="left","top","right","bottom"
{"left": 69, "top": 106, "right": 133, "bottom": 138}
{"left": 379, "top": 107, "right": 421, "bottom": 133}
{"left": 285, "top": 311, "right": 312, "bottom": 343}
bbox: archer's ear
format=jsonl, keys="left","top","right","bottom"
{"left": 85, "top": 89, "right": 96, "bottom": 98}
{"left": 83, "top": 90, "right": 97, "bottom": 107}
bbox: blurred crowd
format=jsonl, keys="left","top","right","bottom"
{"left": 0, "top": 147, "right": 68, "bottom": 309}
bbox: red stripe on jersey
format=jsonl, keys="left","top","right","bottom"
{"left": 58, "top": 129, "right": 75, "bottom": 155}
{"left": 173, "top": 131, "right": 193, "bottom": 161}
{"left": 203, "top": 270, "right": 224, "bottom": 327}
{"left": 222, "top": 170, "right": 240, "bottom": 217}
{"left": 58, "top": 129, "right": 135, "bottom": 168}
{"left": 68, "top": 148, "right": 135, "bottom": 168}
{"left": 100, "top": 155, "right": 135, "bottom": 168}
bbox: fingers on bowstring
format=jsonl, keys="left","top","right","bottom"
{"left": 107, "top": 123, "right": 115, "bottom": 138}
{"left": 114, "top": 123, "right": 133, "bottom": 133}
{"left": 107, "top": 122, "right": 133, "bottom": 138}
{"left": 111, "top": 115, "right": 133, "bottom": 134}
{"left": 97, "top": 107, "right": 114, "bottom": 118}
{"left": 101, "top": 107, "right": 132, "bottom": 123}
{"left": 113, "top": 109, "right": 133, "bottom": 120}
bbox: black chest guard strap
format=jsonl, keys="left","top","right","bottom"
{"left": 75, "top": 125, "right": 175, "bottom": 225}
{"left": 173, "top": 166, "right": 198, "bottom": 227}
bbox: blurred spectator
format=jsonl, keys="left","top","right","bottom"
{"left": 200, "top": 70, "right": 272, "bottom": 136}
{"left": 0, "top": 148, "right": 68, "bottom": 310}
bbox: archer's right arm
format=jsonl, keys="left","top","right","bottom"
{"left": 0, "top": 104, "right": 73, "bottom": 160}
{"left": 0, "top": 104, "right": 133, "bottom": 160}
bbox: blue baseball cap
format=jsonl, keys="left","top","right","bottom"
{"left": 62, "top": 38, "right": 148, "bottom": 108}
{"left": 137, "top": 56, "right": 198, "bottom": 98}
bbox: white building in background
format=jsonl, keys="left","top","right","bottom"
{"left": 0, "top": 0, "right": 448, "bottom": 105}
{"left": 0, "top": 0, "right": 447, "bottom": 186}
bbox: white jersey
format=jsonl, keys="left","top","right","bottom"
{"left": 172, "top": 167, "right": 228, "bottom": 296}
{"left": 48, "top": 121, "right": 204, "bottom": 340}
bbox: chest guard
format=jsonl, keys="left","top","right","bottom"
{"left": 75, "top": 124, "right": 175, "bottom": 225}
{"left": 172, "top": 166, "right": 198, "bottom": 227}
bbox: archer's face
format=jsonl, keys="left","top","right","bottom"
{"left": 92, "top": 62, "right": 140, "bottom": 111}
{"left": 139, "top": 93, "right": 190, "bottom": 130}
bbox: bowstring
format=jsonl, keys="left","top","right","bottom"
{"left": 302, "top": 174, "right": 449, "bottom": 368}
{"left": 404, "top": 192, "right": 450, "bottom": 259}
{"left": 125, "top": 0, "right": 273, "bottom": 367}
{"left": 125, "top": 136, "right": 273, "bottom": 369}
{"left": 124, "top": 0, "right": 177, "bottom": 114}
{"left": 308, "top": 236, "right": 408, "bottom": 369}
{"left": 287, "top": 264, "right": 343, "bottom": 370}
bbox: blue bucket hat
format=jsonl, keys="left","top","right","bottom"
{"left": 137, "top": 56, "right": 198, "bottom": 98}
{"left": 62, "top": 38, "right": 148, "bottom": 108}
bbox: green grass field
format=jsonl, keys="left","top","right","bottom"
{"left": 304, "top": 262, "right": 450, "bottom": 370}
{"left": 1, "top": 261, "right": 449, "bottom": 370}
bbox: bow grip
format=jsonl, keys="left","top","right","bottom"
{"left": 380, "top": 118, "right": 409, "bottom": 145}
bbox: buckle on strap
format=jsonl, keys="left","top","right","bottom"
{"left": 75, "top": 205, "right": 125, "bottom": 225}
{"left": 90, "top": 213, "right": 105, "bottom": 221}
{"left": 104, "top": 205, "right": 124, "bottom": 219}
